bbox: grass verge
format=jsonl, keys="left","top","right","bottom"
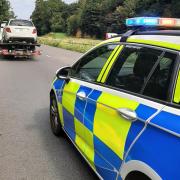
{"left": 38, "top": 33, "right": 102, "bottom": 53}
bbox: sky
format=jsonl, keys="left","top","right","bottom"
{"left": 9, "top": 0, "right": 76, "bottom": 19}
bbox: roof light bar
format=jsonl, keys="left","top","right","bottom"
{"left": 159, "top": 18, "right": 176, "bottom": 26}
{"left": 126, "top": 17, "right": 180, "bottom": 28}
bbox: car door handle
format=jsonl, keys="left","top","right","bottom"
{"left": 77, "top": 91, "right": 86, "bottom": 100}
{"left": 117, "top": 108, "right": 137, "bottom": 122}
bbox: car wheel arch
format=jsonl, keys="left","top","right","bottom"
{"left": 50, "top": 89, "right": 56, "bottom": 98}
{"left": 125, "top": 171, "right": 151, "bottom": 180}
{"left": 120, "top": 160, "right": 162, "bottom": 180}
{"left": 50, "top": 88, "right": 62, "bottom": 117}
{"left": 50, "top": 88, "right": 59, "bottom": 106}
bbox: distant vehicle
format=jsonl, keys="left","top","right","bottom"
{"left": 2, "top": 19, "right": 37, "bottom": 43}
{"left": 0, "top": 20, "right": 40, "bottom": 58}
{"left": 105, "top": 32, "right": 118, "bottom": 39}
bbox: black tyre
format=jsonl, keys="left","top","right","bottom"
{"left": 50, "top": 94, "right": 63, "bottom": 136}
{"left": 125, "top": 171, "right": 151, "bottom": 180}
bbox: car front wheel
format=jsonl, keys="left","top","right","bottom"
{"left": 50, "top": 93, "right": 63, "bottom": 136}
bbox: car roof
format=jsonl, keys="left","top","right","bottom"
{"left": 9, "top": 19, "right": 32, "bottom": 21}
{"left": 101, "top": 35, "right": 180, "bottom": 51}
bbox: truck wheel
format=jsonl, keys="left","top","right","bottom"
{"left": 2, "top": 37, "right": 6, "bottom": 43}
{"left": 50, "top": 93, "right": 63, "bottom": 136}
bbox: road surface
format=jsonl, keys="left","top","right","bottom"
{"left": 0, "top": 45, "right": 98, "bottom": 180}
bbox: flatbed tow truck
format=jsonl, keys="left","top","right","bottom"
{"left": 0, "top": 42, "right": 41, "bottom": 58}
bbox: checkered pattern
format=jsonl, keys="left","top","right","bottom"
{"left": 53, "top": 80, "right": 158, "bottom": 179}
{"left": 61, "top": 84, "right": 126, "bottom": 179}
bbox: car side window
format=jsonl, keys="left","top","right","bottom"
{"left": 106, "top": 45, "right": 162, "bottom": 94}
{"left": 143, "top": 52, "right": 176, "bottom": 101}
{"left": 71, "top": 44, "right": 118, "bottom": 82}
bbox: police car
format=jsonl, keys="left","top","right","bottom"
{"left": 50, "top": 17, "right": 180, "bottom": 180}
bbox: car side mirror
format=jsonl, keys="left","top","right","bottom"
{"left": 56, "top": 66, "right": 71, "bottom": 83}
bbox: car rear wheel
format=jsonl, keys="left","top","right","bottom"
{"left": 50, "top": 94, "right": 63, "bottom": 136}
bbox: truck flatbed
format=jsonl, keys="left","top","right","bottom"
{"left": 0, "top": 41, "right": 41, "bottom": 58}
{"left": 0, "top": 42, "right": 41, "bottom": 46}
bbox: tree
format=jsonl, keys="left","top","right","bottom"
{"left": 51, "top": 13, "right": 66, "bottom": 32}
{"left": 31, "top": 0, "right": 180, "bottom": 38}
{"left": 80, "top": 0, "right": 105, "bottom": 38}
{"left": 31, "top": 0, "right": 51, "bottom": 35}
{"left": 32, "top": 0, "right": 69, "bottom": 35}
{"left": 0, "top": 0, "right": 14, "bottom": 22}
{"left": 67, "top": 14, "right": 80, "bottom": 35}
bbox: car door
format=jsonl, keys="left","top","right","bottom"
{"left": 83, "top": 45, "right": 168, "bottom": 179}
{"left": 118, "top": 51, "right": 179, "bottom": 180}
{"left": 61, "top": 43, "right": 120, "bottom": 162}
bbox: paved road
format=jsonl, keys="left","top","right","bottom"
{"left": 0, "top": 45, "right": 98, "bottom": 180}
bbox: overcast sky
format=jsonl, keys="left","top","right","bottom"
{"left": 9, "top": 0, "right": 76, "bottom": 19}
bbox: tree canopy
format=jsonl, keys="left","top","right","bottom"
{"left": 0, "top": 0, "right": 14, "bottom": 22}
{"left": 31, "top": 0, "right": 180, "bottom": 38}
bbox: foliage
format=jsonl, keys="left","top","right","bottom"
{"left": 32, "top": 0, "right": 180, "bottom": 38}
{"left": 67, "top": 14, "right": 80, "bottom": 36}
{"left": 0, "top": 0, "right": 14, "bottom": 22}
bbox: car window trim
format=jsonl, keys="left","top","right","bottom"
{"left": 102, "top": 43, "right": 170, "bottom": 84}
{"left": 102, "top": 43, "right": 179, "bottom": 101}
{"left": 102, "top": 44, "right": 165, "bottom": 94}
{"left": 69, "top": 76, "right": 171, "bottom": 105}
{"left": 98, "top": 45, "right": 123, "bottom": 82}
{"left": 171, "top": 54, "right": 180, "bottom": 105}
{"left": 71, "top": 42, "right": 179, "bottom": 78}
{"left": 126, "top": 43, "right": 180, "bottom": 103}
{"left": 71, "top": 42, "right": 120, "bottom": 72}
{"left": 69, "top": 74, "right": 180, "bottom": 109}
{"left": 69, "top": 42, "right": 180, "bottom": 109}
{"left": 140, "top": 51, "right": 165, "bottom": 94}
{"left": 120, "top": 42, "right": 180, "bottom": 54}
{"left": 102, "top": 43, "right": 179, "bottom": 84}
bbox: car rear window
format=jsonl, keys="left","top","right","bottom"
{"left": 9, "top": 20, "right": 33, "bottom": 27}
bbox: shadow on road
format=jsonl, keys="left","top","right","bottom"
{"left": 32, "top": 107, "right": 98, "bottom": 180}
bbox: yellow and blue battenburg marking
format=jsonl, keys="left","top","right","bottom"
{"left": 75, "top": 86, "right": 92, "bottom": 123}
{"left": 84, "top": 90, "right": 102, "bottom": 131}
{"left": 62, "top": 81, "right": 80, "bottom": 141}
{"left": 52, "top": 80, "right": 159, "bottom": 179}
{"left": 125, "top": 109, "right": 180, "bottom": 180}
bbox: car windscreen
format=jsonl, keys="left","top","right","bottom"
{"left": 9, "top": 20, "right": 33, "bottom": 27}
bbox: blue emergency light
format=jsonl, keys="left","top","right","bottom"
{"left": 126, "top": 17, "right": 158, "bottom": 26}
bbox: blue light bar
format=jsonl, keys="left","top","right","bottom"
{"left": 126, "top": 17, "right": 159, "bottom": 26}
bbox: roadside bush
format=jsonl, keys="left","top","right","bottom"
{"left": 67, "top": 14, "right": 81, "bottom": 36}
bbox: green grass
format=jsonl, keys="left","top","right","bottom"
{"left": 43, "top": 32, "right": 67, "bottom": 39}
{"left": 38, "top": 33, "right": 102, "bottom": 53}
